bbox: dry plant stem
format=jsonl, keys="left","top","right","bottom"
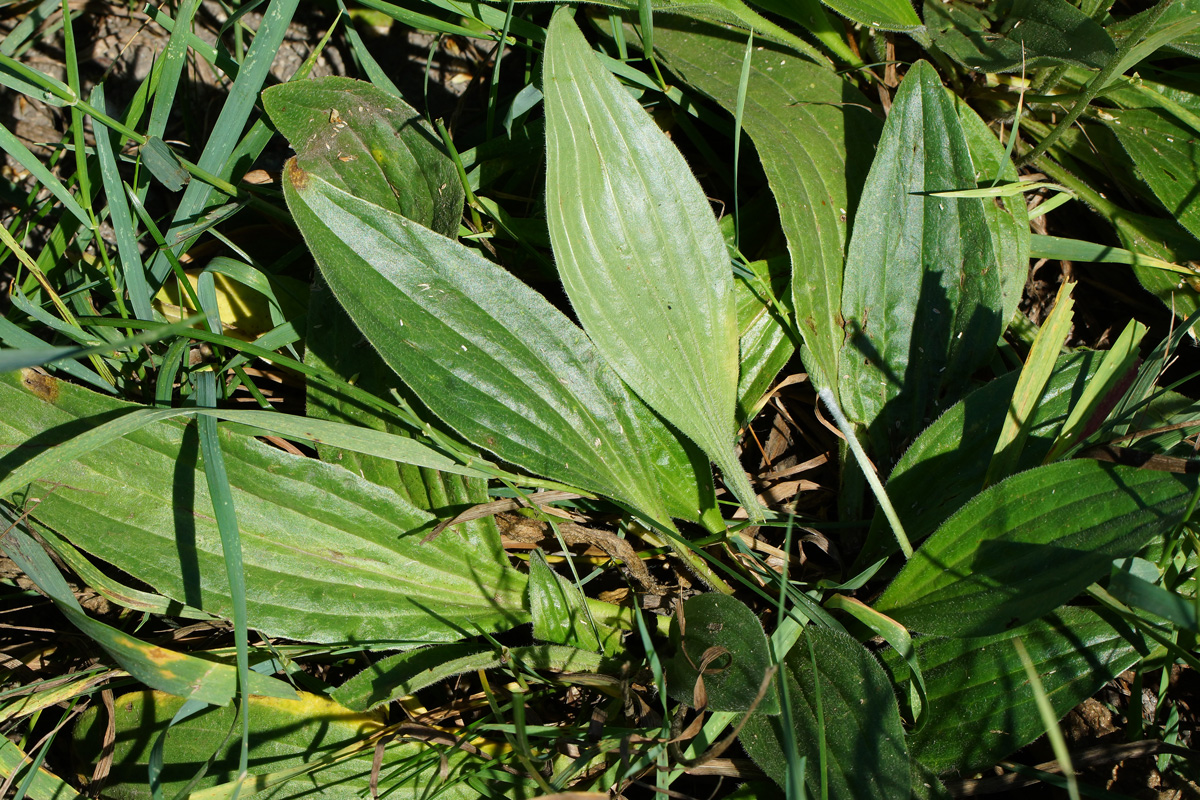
{"left": 818, "top": 388, "right": 912, "bottom": 558}
{"left": 1015, "top": 0, "right": 1172, "bottom": 169}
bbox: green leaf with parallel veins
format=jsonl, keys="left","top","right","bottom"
{"left": 859, "top": 352, "right": 1099, "bottom": 566}
{"left": 283, "top": 168, "right": 709, "bottom": 529}
{"left": 735, "top": 257, "right": 794, "bottom": 427}
{"left": 819, "top": 0, "right": 923, "bottom": 33}
{"left": 666, "top": 593, "right": 779, "bottom": 713}
{"left": 739, "top": 627, "right": 909, "bottom": 799}
{"left": 0, "top": 370, "right": 528, "bottom": 646}
{"left": 529, "top": 549, "right": 602, "bottom": 651}
{"left": 262, "top": 76, "right": 462, "bottom": 234}
{"left": 881, "top": 607, "right": 1146, "bottom": 773}
{"left": 874, "top": 459, "right": 1196, "bottom": 636}
{"left": 839, "top": 61, "right": 1003, "bottom": 460}
{"left": 650, "top": 19, "right": 880, "bottom": 405}
{"left": 544, "top": 9, "right": 758, "bottom": 519}
{"left": 72, "top": 690, "right": 479, "bottom": 800}
{"left": 1104, "top": 107, "right": 1200, "bottom": 245}
{"left": 925, "top": 0, "right": 1114, "bottom": 73}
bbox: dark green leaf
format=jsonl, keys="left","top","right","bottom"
{"left": 544, "top": 10, "right": 756, "bottom": 516}
{"left": 874, "top": 459, "right": 1196, "bottom": 636}
{"left": 881, "top": 607, "right": 1146, "bottom": 773}
{"left": 283, "top": 169, "right": 710, "bottom": 527}
{"left": 859, "top": 352, "right": 1099, "bottom": 566}
{"left": 0, "top": 369, "right": 528, "bottom": 646}
{"left": 666, "top": 593, "right": 778, "bottom": 713}
{"left": 839, "top": 61, "right": 1004, "bottom": 459}
{"left": 1104, "top": 107, "right": 1200, "bottom": 245}
{"left": 925, "top": 0, "right": 1114, "bottom": 73}
{"left": 739, "top": 627, "right": 909, "bottom": 799}
{"left": 650, "top": 19, "right": 880, "bottom": 401}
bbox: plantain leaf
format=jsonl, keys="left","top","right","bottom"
{"left": 818, "top": 0, "right": 923, "bottom": 33}
{"left": 858, "top": 352, "right": 1099, "bottom": 566}
{"left": 739, "top": 627, "right": 909, "bottom": 799}
{"left": 874, "top": 459, "right": 1196, "bottom": 636}
{"left": 925, "top": 0, "right": 1114, "bottom": 73}
{"left": 839, "top": 61, "right": 1004, "bottom": 460}
{"left": 666, "top": 593, "right": 779, "bottom": 713}
{"left": 1104, "top": 107, "right": 1200, "bottom": 245}
{"left": 649, "top": 18, "right": 880, "bottom": 405}
{"left": 543, "top": 9, "right": 758, "bottom": 518}
{"left": 881, "top": 607, "right": 1146, "bottom": 773}
{"left": 529, "top": 549, "right": 601, "bottom": 651}
{"left": 72, "top": 690, "right": 479, "bottom": 800}
{"left": 0, "top": 369, "right": 528, "bottom": 646}
{"left": 282, "top": 169, "right": 711, "bottom": 528}
{"left": 262, "top": 77, "right": 462, "bottom": 233}
{"left": 735, "top": 257, "right": 794, "bottom": 426}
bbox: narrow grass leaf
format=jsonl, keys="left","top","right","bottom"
{"left": 839, "top": 60, "right": 1004, "bottom": 459}
{"left": 1045, "top": 318, "right": 1147, "bottom": 462}
{"left": 147, "top": 0, "right": 300, "bottom": 287}
{"left": 986, "top": 281, "right": 1075, "bottom": 485}
{"left": 1030, "top": 233, "right": 1195, "bottom": 275}
{"left": 1013, "top": 638, "right": 1080, "bottom": 800}
{"left": 874, "top": 459, "right": 1197, "bottom": 636}
{"left": 90, "top": 85, "right": 152, "bottom": 320}
{"left": 544, "top": 10, "right": 757, "bottom": 518}
{"left": 0, "top": 739, "right": 83, "bottom": 800}
{"left": 650, "top": 20, "right": 880, "bottom": 404}
{"left": 283, "top": 168, "right": 703, "bottom": 529}
{"left": 141, "top": 137, "right": 189, "bottom": 192}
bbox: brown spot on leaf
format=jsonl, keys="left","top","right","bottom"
{"left": 285, "top": 158, "right": 309, "bottom": 190}
{"left": 21, "top": 369, "right": 58, "bottom": 403}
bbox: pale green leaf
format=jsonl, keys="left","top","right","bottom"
{"left": 544, "top": 10, "right": 756, "bottom": 516}
{"left": 0, "top": 370, "right": 528, "bottom": 646}
{"left": 819, "top": 0, "right": 924, "bottom": 33}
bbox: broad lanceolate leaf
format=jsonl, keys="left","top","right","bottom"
{"left": 925, "top": 0, "right": 1114, "bottom": 73}
{"left": 1, "top": 520, "right": 293, "bottom": 706}
{"left": 882, "top": 607, "right": 1146, "bottom": 773}
{"left": 543, "top": 10, "right": 758, "bottom": 518}
{"left": 735, "top": 257, "right": 794, "bottom": 426}
{"left": 666, "top": 593, "right": 779, "bottom": 713}
{"left": 739, "top": 627, "right": 909, "bottom": 800}
{"left": 858, "top": 352, "right": 1099, "bottom": 566}
{"left": 819, "top": 0, "right": 924, "bottom": 33}
{"left": 1104, "top": 108, "right": 1200, "bottom": 244}
{"left": 283, "top": 169, "right": 711, "bottom": 528}
{"left": 72, "top": 690, "right": 479, "bottom": 800}
{"left": 529, "top": 549, "right": 602, "bottom": 651}
{"left": 263, "top": 77, "right": 463, "bottom": 234}
{"left": 874, "top": 459, "right": 1196, "bottom": 636}
{"left": 839, "top": 61, "right": 1004, "bottom": 460}
{"left": 650, "top": 20, "right": 881, "bottom": 406}
{"left": 0, "top": 370, "right": 528, "bottom": 646}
